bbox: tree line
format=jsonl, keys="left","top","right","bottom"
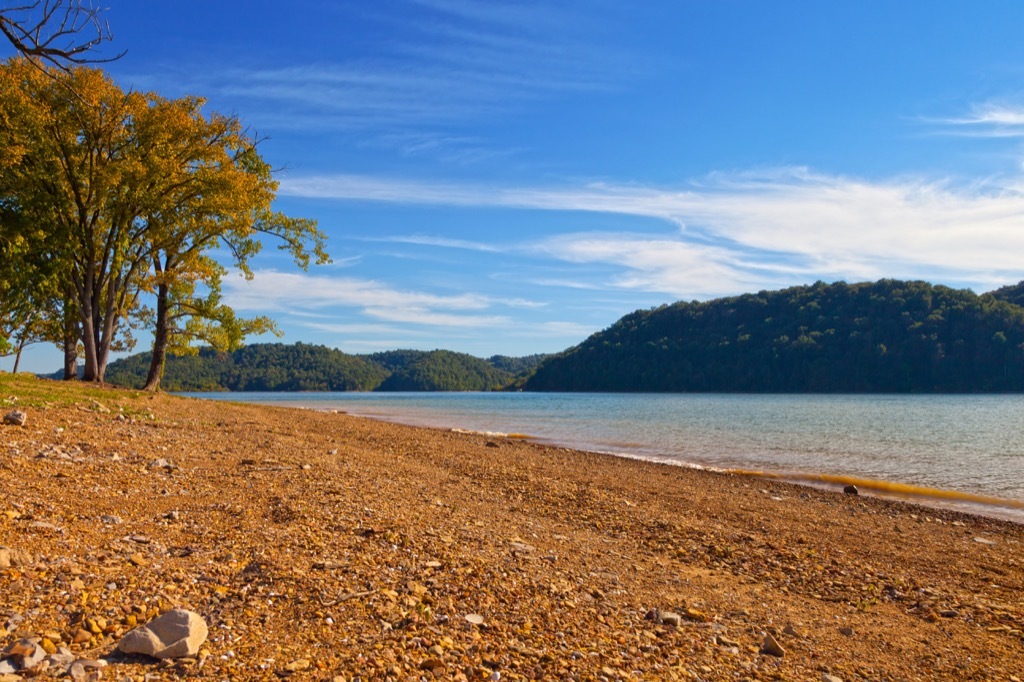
{"left": 102, "top": 344, "right": 549, "bottom": 392}
{"left": 524, "top": 279, "right": 1024, "bottom": 393}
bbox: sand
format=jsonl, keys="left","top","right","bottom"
{"left": 1, "top": 374, "right": 1023, "bottom": 681}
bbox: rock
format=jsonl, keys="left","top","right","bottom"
{"left": 72, "top": 628, "right": 93, "bottom": 644}
{"left": 939, "top": 609, "right": 959, "bottom": 618}
{"left": 148, "top": 458, "right": 178, "bottom": 471}
{"left": 68, "top": 659, "right": 107, "bottom": 681}
{"left": 100, "top": 515, "right": 123, "bottom": 525}
{"left": 428, "top": 644, "right": 444, "bottom": 656}
{"left": 465, "top": 613, "right": 485, "bottom": 625}
{"left": 419, "top": 658, "right": 445, "bottom": 671}
{"left": 46, "top": 647, "right": 75, "bottom": 672}
{"left": 783, "top": 623, "right": 802, "bottom": 637}
{"left": 0, "top": 661, "right": 14, "bottom": 675}
{"left": 838, "top": 626, "right": 855, "bottom": 637}
{"left": 822, "top": 674, "right": 844, "bottom": 682}
{"left": 973, "top": 537, "right": 997, "bottom": 545}
{"left": 761, "top": 633, "right": 785, "bottom": 657}
{"left": 2, "top": 410, "right": 26, "bottom": 427}
{"left": 117, "top": 608, "right": 208, "bottom": 659}
{"left": 659, "top": 611, "right": 682, "bottom": 626}
{"left": 684, "top": 607, "right": 710, "bottom": 622}
{"left": 843, "top": 485, "right": 859, "bottom": 495}
{"left": 0, "top": 547, "right": 31, "bottom": 569}
{"left": 3, "top": 639, "right": 45, "bottom": 670}
{"left": 285, "top": 659, "right": 311, "bottom": 672}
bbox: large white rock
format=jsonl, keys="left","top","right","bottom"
{"left": 117, "top": 609, "right": 208, "bottom": 659}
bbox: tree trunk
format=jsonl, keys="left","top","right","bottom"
{"left": 62, "top": 309, "right": 78, "bottom": 380}
{"left": 12, "top": 338, "right": 25, "bottom": 373}
{"left": 143, "top": 281, "right": 170, "bottom": 391}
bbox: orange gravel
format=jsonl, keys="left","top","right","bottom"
{"left": 1, "top": 374, "right": 1023, "bottom": 681}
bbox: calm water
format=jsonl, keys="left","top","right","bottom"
{"left": 183, "top": 392, "right": 1024, "bottom": 520}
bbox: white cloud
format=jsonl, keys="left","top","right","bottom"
{"left": 369, "top": 234, "right": 503, "bottom": 252}
{"left": 222, "top": 270, "right": 511, "bottom": 328}
{"left": 279, "top": 168, "right": 1024, "bottom": 297}
{"left": 930, "top": 103, "right": 1024, "bottom": 138}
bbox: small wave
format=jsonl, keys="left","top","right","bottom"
{"left": 451, "top": 428, "right": 532, "bottom": 440}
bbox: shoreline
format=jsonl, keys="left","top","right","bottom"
{"left": 3, "top": 375, "right": 1024, "bottom": 679}
{"left": 214, "top": 394, "right": 1024, "bottom": 526}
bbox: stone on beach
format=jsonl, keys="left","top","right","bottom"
{"left": 117, "top": 608, "right": 208, "bottom": 659}
{"left": 2, "top": 410, "right": 26, "bottom": 426}
{"left": 761, "top": 633, "right": 785, "bottom": 657}
{"left": 0, "top": 547, "right": 31, "bottom": 569}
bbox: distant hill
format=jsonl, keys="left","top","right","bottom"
{"left": 103, "top": 343, "right": 540, "bottom": 392}
{"left": 487, "top": 353, "right": 552, "bottom": 375}
{"left": 524, "top": 279, "right": 1024, "bottom": 393}
{"left": 368, "top": 349, "right": 513, "bottom": 391}
{"left": 105, "top": 343, "right": 390, "bottom": 392}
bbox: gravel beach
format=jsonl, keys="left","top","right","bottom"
{"left": 1, "top": 375, "right": 1023, "bottom": 681}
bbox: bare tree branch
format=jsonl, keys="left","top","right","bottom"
{"left": 0, "top": 1, "right": 123, "bottom": 69}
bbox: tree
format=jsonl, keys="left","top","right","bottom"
{"left": 0, "top": 59, "right": 328, "bottom": 385}
{"left": 0, "top": 1, "right": 121, "bottom": 67}
{"left": 134, "top": 96, "right": 328, "bottom": 390}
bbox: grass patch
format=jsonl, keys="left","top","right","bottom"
{"left": 0, "top": 371, "right": 149, "bottom": 410}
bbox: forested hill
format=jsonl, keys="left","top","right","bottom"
{"left": 524, "top": 279, "right": 1024, "bottom": 393}
{"left": 367, "top": 350, "right": 515, "bottom": 391}
{"left": 104, "top": 344, "right": 548, "bottom": 392}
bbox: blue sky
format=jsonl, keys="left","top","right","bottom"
{"left": 7, "top": 1, "right": 1024, "bottom": 372}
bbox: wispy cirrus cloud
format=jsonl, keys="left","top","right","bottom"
{"left": 367, "top": 234, "right": 503, "bottom": 253}
{"left": 928, "top": 102, "right": 1024, "bottom": 138}
{"left": 222, "top": 269, "right": 522, "bottom": 328}
{"left": 280, "top": 168, "right": 1024, "bottom": 297}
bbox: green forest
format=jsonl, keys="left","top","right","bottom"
{"left": 524, "top": 279, "right": 1024, "bottom": 392}
{"left": 104, "top": 344, "right": 548, "bottom": 392}
{"left": 100, "top": 278, "right": 1024, "bottom": 394}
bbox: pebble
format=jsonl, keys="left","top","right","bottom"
{"left": 821, "top": 674, "right": 844, "bottom": 682}
{"left": 659, "top": 612, "right": 682, "bottom": 626}
{"left": 465, "top": 613, "right": 485, "bottom": 625}
{"left": 69, "top": 659, "right": 107, "bottom": 681}
{"left": 843, "top": 485, "right": 859, "bottom": 495}
{"left": 761, "top": 633, "right": 785, "bottom": 657}
{"left": 2, "top": 639, "right": 45, "bottom": 670}
{"left": 838, "top": 626, "right": 855, "bottom": 637}
{"left": 100, "top": 515, "right": 123, "bottom": 525}
{"left": 285, "top": 659, "right": 311, "bottom": 672}
{"left": 0, "top": 547, "right": 31, "bottom": 569}
{"left": 2, "top": 410, "right": 26, "bottom": 427}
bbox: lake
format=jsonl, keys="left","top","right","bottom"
{"left": 182, "top": 391, "right": 1024, "bottom": 521}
